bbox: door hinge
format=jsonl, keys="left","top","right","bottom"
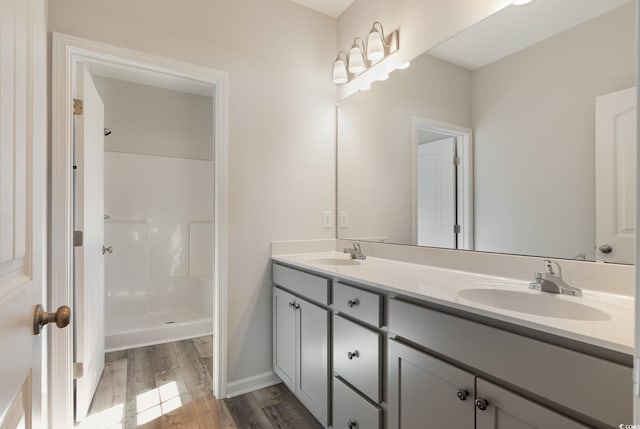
{"left": 453, "top": 156, "right": 460, "bottom": 166}
{"left": 454, "top": 224, "right": 461, "bottom": 234}
{"left": 73, "top": 99, "right": 83, "bottom": 115}
{"left": 73, "top": 362, "right": 84, "bottom": 379}
{"left": 73, "top": 230, "right": 83, "bottom": 247}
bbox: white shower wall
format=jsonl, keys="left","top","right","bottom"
{"left": 104, "top": 151, "right": 213, "bottom": 350}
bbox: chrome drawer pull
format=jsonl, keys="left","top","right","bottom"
{"left": 346, "top": 419, "right": 357, "bottom": 429}
{"left": 347, "top": 350, "right": 360, "bottom": 360}
{"left": 347, "top": 299, "right": 359, "bottom": 308}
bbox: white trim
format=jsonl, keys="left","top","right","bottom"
{"left": 411, "top": 117, "right": 474, "bottom": 250}
{"left": 226, "top": 371, "right": 281, "bottom": 398}
{"left": 51, "top": 33, "right": 229, "bottom": 428}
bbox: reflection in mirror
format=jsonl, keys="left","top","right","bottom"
{"left": 337, "top": 0, "right": 636, "bottom": 264}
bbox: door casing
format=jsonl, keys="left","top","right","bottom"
{"left": 51, "top": 32, "right": 229, "bottom": 428}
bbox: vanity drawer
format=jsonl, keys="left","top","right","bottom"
{"left": 389, "top": 298, "right": 632, "bottom": 427}
{"left": 334, "top": 282, "right": 383, "bottom": 327}
{"left": 333, "top": 315, "right": 381, "bottom": 402}
{"left": 333, "top": 377, "right": 381, "bottom": 429}
{"left": 272, "top": 263, "right": 329, "bottom": 305}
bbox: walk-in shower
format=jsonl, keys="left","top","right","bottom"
{"left": 93, "top": 75, "right": 215, "bottom": 351}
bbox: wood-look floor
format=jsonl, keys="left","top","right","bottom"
{"left": 79, "top": 336, "right": 321, "bottom": 429}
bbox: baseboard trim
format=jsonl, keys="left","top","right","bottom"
{"left": 226, "top": 371, "right": 281, "bottom": 398}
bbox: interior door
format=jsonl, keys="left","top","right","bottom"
{"left": 0, "top": 0, "right": 48, "bottom": 427}
{"left": 417, "top": 137, "right": 457, "bottom": 248}
{"left": 595, "top": 87, "right": 636, "bottom": 264}
{"left": 74, "top": 63, "right": 106, "bottom": 421}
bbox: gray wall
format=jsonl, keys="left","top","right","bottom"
{"left": 49, "top": 0, "right": 337, "bottom": 385}
{"left": 93, "top": 76, "right": 214, "bottom": 161}
{"left": 338, "top": 53, "right": 471, "bottom": 244}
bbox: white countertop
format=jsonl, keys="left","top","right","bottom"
{"left": 272, "top": 251, "right": 634, "bottom": 355}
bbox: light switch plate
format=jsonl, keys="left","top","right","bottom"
{"left": 322, "top": 211, "right": 333, "bottom": 229}
{"left": 339, "top": 211, "right": 349, "bottom": 228}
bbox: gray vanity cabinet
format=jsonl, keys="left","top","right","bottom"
{"left": 388, "top": 340, "right": 589, "bottom": 429}
{"left": 297, "top": 297, "right": 330, "bottom": 423}
{"left": 475, "top": 378, "right": 588, "bottom": 429}
{"left": 272, "top": 264, "right": 330, "bottom": 427}
{"left": 273, "top": 287, "right": 297, "bottom": 392}
{"left": 387, "top": 340, "right": 475, "bottom": 429}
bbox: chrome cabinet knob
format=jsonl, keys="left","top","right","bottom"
{"left": 598, "top": 244, "right": 613, "bottom": 254}
{"left": 475, "top": 398, "right": 489, "bottom": 411}
{"left": 347, "top": 350, "right": 360, "bottom": 360}
{"left": 294, "top": 302, "right": 300, "bottom": 310}
{"left": 346, "top": 419, "right": 357, "bottom": 429}
{"left": 33, "top": 304, "right": 71, "bottom": 335}
{"left": 102, "top": 245, "right": 113, "bottom": 254}
{"left": 347, "top": 299, "right": 359, "bottom": 308}
{"left": 456, "top": 388, "right": 468, "bottom": 401}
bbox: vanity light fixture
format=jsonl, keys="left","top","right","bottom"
{"left": 348, "top": 38, "right": 367, "bottom": 74}
{"left": 333, "top": 21, "right": 400, "bottom": 85}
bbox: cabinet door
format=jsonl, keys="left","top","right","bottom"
{"left": 297, "top": 297, "right": 330, "bottom": 426}
{"left": 273, "top": 287, "right": 296, "bottom": 392}
{"left": 475, "top": 379, "right": 589, "bottom": 429}
{"left": 388, "top": 340, "right": 475, "bottom": 429}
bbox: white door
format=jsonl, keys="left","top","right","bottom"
{"left": 595, "top": 87, "right": 636, "bottom": 264}
{"left": 417, "top": 137, "right": 457, "bottom": 248}
{"left": 0, "top": 0, "right": 48, "bottom": 428}
{"left": 74, "top": 64, "right": 106, "bottom": 421}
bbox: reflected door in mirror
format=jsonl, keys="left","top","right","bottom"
{"left": 596, "top": 87, "right": 636, "bottom": 264}
{"left": 417, "top": 137, "right": 457, "bottom": 248}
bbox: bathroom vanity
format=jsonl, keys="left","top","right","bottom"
{"left": 271, "top": 252, "right": 633, "bottom": 429}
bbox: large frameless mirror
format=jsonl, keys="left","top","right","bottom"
{"left": 337, "top": 0, "right": 636, "bottom": 264}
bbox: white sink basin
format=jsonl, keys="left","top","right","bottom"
{"left": 457, "top": 288, "right": 612, "bottom": 321}
{"left": 307, "top": 257, "right": 362, "bottom": 266}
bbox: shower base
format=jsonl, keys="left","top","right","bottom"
{"left": 105, "top": 311, "right": 213, "bottom": 352}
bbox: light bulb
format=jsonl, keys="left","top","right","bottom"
{"left": 367, "top": 30, "right": 385, "bottom": 62}
{"left": 348, "top": 45, "right": 366, "bottom": 74}
{"left": 333, "top": 58, "right": 348, "bottom": 84}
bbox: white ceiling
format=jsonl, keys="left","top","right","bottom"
{"left": 429, "top": 0, "right": 631, "bottom": 70}
{"left": 288, "top": 0, "right": 355, "bottom": 17}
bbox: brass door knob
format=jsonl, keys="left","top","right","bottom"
{"left": 33, "top": 304, "right": 71, "bottom": 335}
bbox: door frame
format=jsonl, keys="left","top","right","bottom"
{"left": 50, "top": 33, "right": 229, "bottom": 428}
{"left": 411, "top": 117, "right": 474, "bottom": 250}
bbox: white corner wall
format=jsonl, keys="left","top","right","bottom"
{"left": 48, "top": 0, "right": 337, "bottom": 387}
{"left": 93, "top": 76, "right": 214, "bottom": 160}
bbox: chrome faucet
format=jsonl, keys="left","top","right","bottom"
{"left": 529, "top": 259, "right": 582, "bottom": 296}
{"left": 344, "top": 242, "right": 366, "bottom": 260}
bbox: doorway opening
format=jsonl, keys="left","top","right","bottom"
{"left": 412, "top": 117, "right": 474, "bottom": 250}
{"left": 51, "top": 33, "right": 228, "bottom": 428}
